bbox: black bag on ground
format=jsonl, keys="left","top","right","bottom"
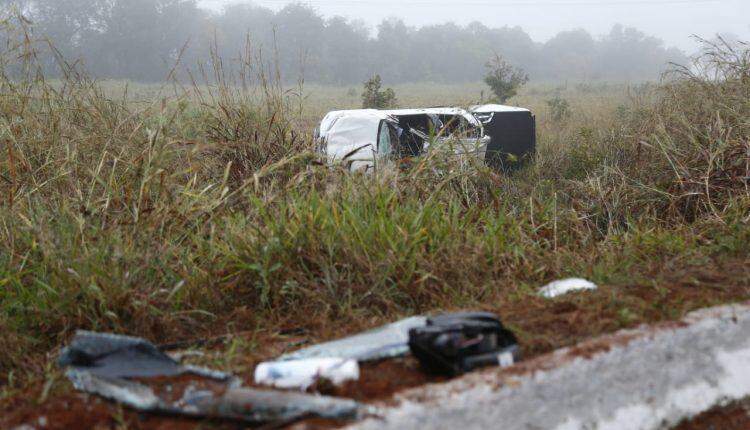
{"left": 408, "top": 312, "right": 519, "bottom": 376}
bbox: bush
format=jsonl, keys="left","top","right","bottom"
{"left": 484, "top": 54, "right": 529, "bottom": 103}
{"left": 361, "top": 74, "right": 397, "bottom": 109}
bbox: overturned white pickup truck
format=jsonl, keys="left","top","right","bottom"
{"left": 315, "top": 105, "right": 536, "bottom": 172}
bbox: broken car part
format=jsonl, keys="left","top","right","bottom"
{"left": 254, "top": 357, "right": 360, "bottom": 390}
{"left": 279, "top": 316, "right": 427, "bottom": 362}
{"left": 538, "top": 278, "right": 598, "bottom": 298}
{"left": 471, "top": 104, "right": 536, "bottom": 171}
{"left": 57, "top": 331, "right": 225, "bottom": 379}
{"left": 408, "top": 312, "right": 519, "bottom": 376}
{"left": 66, "top": 371, "right": 361, "bottom": 424}
{"left": 59, "top": 331, "right": 362, "bottom": 424}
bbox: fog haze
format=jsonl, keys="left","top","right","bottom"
{"left": 201, "top": 0, "right": 748, "bottom": 51}
{"left": 2, "top": 0, "right": 745, "bottom": 84}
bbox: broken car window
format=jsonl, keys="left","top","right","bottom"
{"left": 377, "top": 120, "right": 392, "bottom": 156}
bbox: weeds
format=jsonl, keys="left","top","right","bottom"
{"left": 546, "top": 95, "right": 571, "bottom": 122}
{"left": 648, "top": 37, "right": 750, "bottom": 220}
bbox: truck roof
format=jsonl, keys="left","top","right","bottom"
{"left": 470, "top": 104, "right": 531, "bottom": 113}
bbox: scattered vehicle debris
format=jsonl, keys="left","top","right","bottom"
{"left": 408, "top": 312, "right": 519, "bottom": 376}
{"left": 277, "top": 313, "right": 519, "bottom": 377}
{"left": 315, "top": 105, "right": 535, "bottom": 172}
{"left": 58, "top": 331, "right": 362, "bottom": 425}
{"left": 538, "top": 278, "right": 598, "bottom": 298}
{"left": 66, "top": 371, "right": 362, "bottom": 424}
{"left": 54, "top": 315, "right": 518, "bottom": 427}
{"left": 58, "top": 331, "right": 232, "bottom": 380}
{"left": 254, "top": 357, "right": 360, "bottom": 390}
{"left": 279, "top": 316, "right": 427, "bottom": 362}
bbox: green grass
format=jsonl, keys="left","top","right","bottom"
{"left": 0, "top": 30, "right": 749, "bottom": 404}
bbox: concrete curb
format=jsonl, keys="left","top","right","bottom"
{"left": 347, "top": 301, "right": 750, "bottom": 430}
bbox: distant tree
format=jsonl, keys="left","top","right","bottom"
{"left": 484, "top": 53, "right": 528, "bottom": 103}
{"left": 320, "top": 17, "right": 370, "bottom": 84}
{"left": 5, "top": 1, "right": 689, "bottom": 85}
{"left": 272, "top": 3, "right": 326, "bottom": 81}
{"left": 373, "top": 18, "right": 413, "bottom": 82}
{"left": 95, "top": 0, "right": 207, "bottom": 81}
{"left": 541, "top": 29, "right": 597, "bottom": 80}
{"left": 362, "top": 74, "right": 397, "bottom": 109}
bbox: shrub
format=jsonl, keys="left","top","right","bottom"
{"left": 483, "top": 53, "right": 529, "bottom": 103}
{"left": 361, "top": 74, "right": 397, "bottom": 109}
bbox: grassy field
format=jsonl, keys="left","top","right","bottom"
{"left": 1, "top": 36, "right": 749, "bottom": 426}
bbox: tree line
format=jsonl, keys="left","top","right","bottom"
{"left": 0, "top": 0, "right": 688, "bottom": 84}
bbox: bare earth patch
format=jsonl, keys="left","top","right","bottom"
{"left": 673, "top": 398, "right": 750, "bottom": 430}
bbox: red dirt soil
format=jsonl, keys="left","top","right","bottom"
{"left": 672, "top": 398, "right": 750, "bottom": 430}
{"left": 323, "top": 357, "right": 448, "bottom": 402}
{"left": 0, "top": 392, "right": 234, "bottom": 430}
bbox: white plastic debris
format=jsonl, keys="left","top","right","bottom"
{"left": 254, "top": 358, "right": 360, "bottom": 390}
{"left": 279, "top": 316, "right": 427, "bottom": 362}
{"left": 538, "top": 278, "right": 598, "bottom": 298}
{"left": 498, "top": 351, "right": 515, "bottom": 368}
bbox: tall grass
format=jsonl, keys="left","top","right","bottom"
{"left": 0, "top": 16, "right": 748, "bottom": 393}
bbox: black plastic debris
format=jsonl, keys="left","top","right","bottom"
{"left": 58, "top": 331, "right": 187, "bottom": 379}
{"left": 408, "top": 312, "right": 519, "bottom": 376}
{"left": 59, "top": 331, "right": 363, "bottom": 425}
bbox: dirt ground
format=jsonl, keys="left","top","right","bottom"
{"left": 673, "top": 398, "right": 750, "bottom": 430}
{"left": 2, "top": 258, "right": 749, "bottom": 430}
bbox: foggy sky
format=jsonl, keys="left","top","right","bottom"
{"left": 199, "top": 0, "right": 748, "bottom": 52}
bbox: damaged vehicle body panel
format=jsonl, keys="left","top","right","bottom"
{"left": 316, "top": 105, "right": 535, "bottom": 171}
{"left": 316, "top": 109, "right": 396, "bottom": 171}
{"left": 471, "top": 104, "right": 536, "bottom": 171}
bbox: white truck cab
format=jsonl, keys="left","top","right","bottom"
{"left": 316, "top": 105, "right": 535, "bottom": 172}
